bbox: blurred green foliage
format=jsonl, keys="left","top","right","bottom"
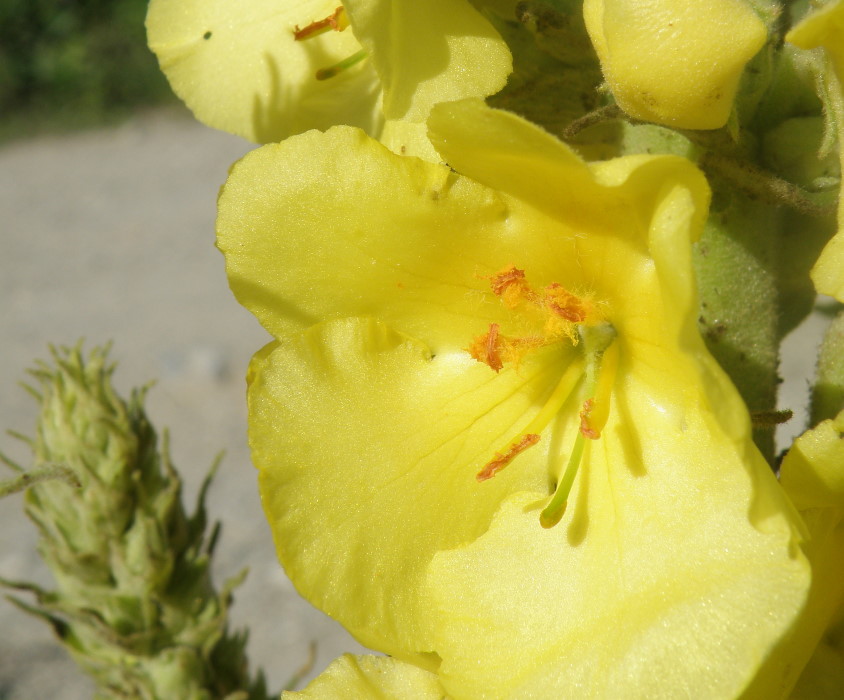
{"left": 0, "top": 0, "right": 175, "bottom": 142}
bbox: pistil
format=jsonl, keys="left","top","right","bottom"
{"left": 540, "top": 324, "right": 617, "bottom": 528}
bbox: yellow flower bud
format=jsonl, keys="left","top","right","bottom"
{"left": 584, "top": 0, "right": 767, "bottom": 129}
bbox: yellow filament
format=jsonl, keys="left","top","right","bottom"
{"left": 522, "top": 358, "right": 585, "bottom": 437}
{"left": 580, "top": 339, "right": 619, "bottom": 439}
{"left": 476, "top": 358, "right": 584, "bottom": 481}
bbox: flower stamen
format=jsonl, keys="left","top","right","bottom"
{"left": 470, "top": 267, "right": 619, "bottom": 523}
{"left": 293, "top": 6, "right": 349, "bottom": 41}
{"left": 315, "top": 49, "right": 368, "bottom": 81}
{"left": 292, "top": 6, "right": 367, "bottom": 81}
{"left": 477, "top": 433, "right": 541, "bottom": 482}
{"left": 487, "top": 265, "right": 536, "bottom": 308}
{"left": 467, "top": 323, "right": 544, "bottom": 373}
{"left": 579, "top": 339, "right": 619, "bottom": 440}
{"left": 476, "top": 359, "right": 584, "bottom": 480}
{"left": 540, "top": 432, "right": 585, "bottom": 529}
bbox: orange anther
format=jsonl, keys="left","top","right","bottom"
{"left": 489, "top": 265, "right": 526, "bottom": 295}
{"left": 294, "top": 6, "right": 348, "bottom": 41}
{"left": 579, "top": 398, "right": 601, "bottom": 439}
{"left": 543, "top": 282, "right": 588, "bottom": 323}
{"left": 488, "top": 265, "right": 536, "bottom": 308}
{"left": 467, "top": 323, "right": 545, "bottom": 372}
{"left": 468, "top": 323, "right": 504, "bottom": 372}
{"left": 477, "top": 433, "right": 541, "bottom": 481}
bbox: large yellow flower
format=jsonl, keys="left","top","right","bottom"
{"left": 787, "top": 0, "right": 844, "bottom": 301}
{"left": 217, "top": 99, "right": 809, "bottom": 695}
{"left": 146, "top": 0, "right": 511, "bottom": 146}
{"left": 583, "top": 0, "right": 767, "bottom": 129}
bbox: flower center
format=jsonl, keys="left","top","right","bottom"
{"left": 293, "top": 6, "right": 369, "bottom": 81}
{"left": 466, "top": 265, "right": 618, "bottom": 528}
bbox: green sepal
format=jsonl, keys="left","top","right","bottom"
{"left": 693, "top": 189, "right": 780, "bottom": 463}
{"left": 482, "top": 0, "right": 603, "bottom": 138}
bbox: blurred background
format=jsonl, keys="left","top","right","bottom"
{"left": 0, "top": 2, "right": 363, "bottom": 697}
{"left": 0, "top": 2, "right": 828, "bottom": 697}
{"left": 0, "top": 0, "right": 172, "bottom": 142}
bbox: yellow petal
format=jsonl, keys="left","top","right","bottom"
{"left": 250, "top": 318, "right": 557, "bottom": 656}
{"left": 378, "top": 119, "right": 440, "bottom": 161}
{"left": 812, "top": 232, "right": 844, "bottom": 302}
{"left": 219, "top": 103, "right": 711, "bottom": 359}
{"left": 146, "top": 0, "right": 381, "bottom": 142}
{"left": 282, "top": 654, "right": 446, "bottom": 699}
{"left": 781, "top": 412, "right": 844, "bottom": 512}
{"left": 787, "top": 0, "right": 844, "bottom": 79}
{"left": 583, "top": 0, "right": 767, "bottom": 129}
{"left": 420, "top": 310, "right": 809, "bottom": 696}
{"left": 217, "top": 126, "right": 515, "bottom": 352}
{"left": 427, "top": 476, "right": 807, "bottom": 697}
{"left": 427, "top": 98, "right": 710, "bottom": 242}
{"left": 343, "top": 0, "right": 511, "bottom": 121}
{"left": 745, "top": 414, "right": 844, "bottom": 697}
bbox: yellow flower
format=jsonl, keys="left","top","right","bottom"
{"left": 787, "top": 0, "right": 844, "bottom": 301}
{"left": 583, "top": 0, "right": 767, "bottom": 129}
{"left": 745, "top": 410, "right": 844, "bottom": 698}
{"left": 217, "top": 99, "right": 809, "bottom": 695}
{"left": 146, "top": 0, "right": 511, "bottom": 147}
{"left": 282, "top": 654, "right": 446, "bottom": 699}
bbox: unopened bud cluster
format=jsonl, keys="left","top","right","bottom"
{"left": 4, "top": 346, "right": 269, "bottom": 700}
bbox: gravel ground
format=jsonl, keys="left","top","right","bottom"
{"left": 0, "top": 109, "right": 829, "bottom": 699}
{"left": 0, "top": 110, "right": 364, "bottom": 699}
